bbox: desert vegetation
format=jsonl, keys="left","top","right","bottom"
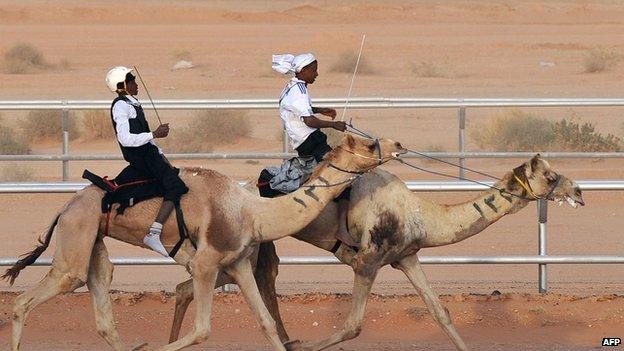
{"left": 471, "top": 110, "right": 621, "bottom": 152}
{"left": 160, "top": 110, "right": 251, "bottom": 152}
{"left": 329, "top": 51, "right": 376, "bottom": 75}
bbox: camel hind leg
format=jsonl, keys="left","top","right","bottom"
{"left": 226, "top": 258, "right": 285, "bottom": 351}
{"left": 169, "top": 242, "right": 293, "bottom": 345}
{"left": 11, "top": 188, "right": 101, "bottom": 350}
{"left": 87, "top": 238, "right": 123, "bottom": 350}
{"left": 169, "top": 278, "right": 193, "bottom": 343}
{"left": 395, "top": 253, "right": 469, "bottom": 351}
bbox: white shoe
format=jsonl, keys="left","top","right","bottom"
{"left": 143, "top": 232, "right": 169, "bottom": 257}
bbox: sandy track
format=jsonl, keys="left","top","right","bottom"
{"left": 1, "top": 292, "right": 622, "bottom": 350}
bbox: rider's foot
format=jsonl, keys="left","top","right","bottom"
{"left": 143, "top": 222, "right": 169, "bottom": 257}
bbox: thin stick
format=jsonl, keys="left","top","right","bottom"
{"left": 133, "top": 65, "right": 163, "bottom": 126}
{"left": 340, "top": 34, "right": 366, "bottom": 122}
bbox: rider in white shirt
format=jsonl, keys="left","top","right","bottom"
{"left": 273, "top": 53, "right": 358, "bottom": 247}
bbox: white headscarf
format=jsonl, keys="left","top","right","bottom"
{"left": 272, "top": 53, "right": 316, "bottom": 74}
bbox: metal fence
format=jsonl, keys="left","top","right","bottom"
{"left": 1, "top": 98, "right": 624, "bottom": 293}
{"left": 1, "top": 181, "right": 623, "bottom": 293}
{"left": 3, "top": 98, "right": 624, "bottom": 180}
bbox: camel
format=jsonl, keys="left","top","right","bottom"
{"left": 2, "top": 134, "right": 406, "bottom": 351}
{"left": 169, "top": 154, "right": 585, "bottom": 351}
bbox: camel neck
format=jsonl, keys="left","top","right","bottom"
{"left": 251, "top": 162, "right": 357, "bottom": 242}
{"left": 420, "top": 174, "right": 530, "bottom": 247}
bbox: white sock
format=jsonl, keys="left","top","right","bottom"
{"left": 144, "top": 222, "right": 168, "bottom": 257}
{"left": 149, "top": 222, "right": 163, "bottom": 235}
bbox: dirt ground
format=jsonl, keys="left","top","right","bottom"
{"left": 1, "top": 1, "right": 624, "bottom": 349}
{"left": 1, "top": 291, "right": 623, "bottom": 350}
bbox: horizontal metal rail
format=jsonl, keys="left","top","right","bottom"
{"left": 2, "top": 151, "right": 624, "bottom": 162}
{"left": 0, "top": 256, "right": 623, "bottom": 267}
{"left": 0, "top": 180, "right": 622, "bottom": 193}
{"left": 3, "top": 98, "right": 624, "bottom": 110}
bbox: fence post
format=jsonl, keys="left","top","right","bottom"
{"left": 457, "top": 105, "right": 466, "bottom": 179}
{"left": 61, "top": 101, "right": 69, "bottom": 181}
{"left": 537, "top": 199, "right": 548, "bottom": 293}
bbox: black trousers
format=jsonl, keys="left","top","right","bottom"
{"left": 296, "top": 130, "right": 350, "bottom": 201}
{"left": 117, "top": 146, "right": 189, "bottom": 204}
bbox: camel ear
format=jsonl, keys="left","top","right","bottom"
{"left": 530, "top": 153, "right": 543, "bottom": 173}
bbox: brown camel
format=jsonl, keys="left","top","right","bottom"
{"left": 169, "top": 155, "right": 585, "bottom": 351}
{"left": 2, "top": 134, "right": 406, "bottom": 351}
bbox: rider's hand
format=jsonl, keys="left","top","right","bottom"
{"left": 333, "top": 121, "right": 347, "bottom": 132}
{"left": 153, "top": 123, "right": 170, "bottom": 138}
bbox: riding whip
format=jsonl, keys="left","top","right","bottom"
{"left": 133, "top": 66, "right": 164, "bottom": 126}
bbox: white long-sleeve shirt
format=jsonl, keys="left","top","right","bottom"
{"left": 111, "top": 95, "right": 162, "bottom": 153}
{"left": 279, "top": 77, "right": 316, "bottom": 149}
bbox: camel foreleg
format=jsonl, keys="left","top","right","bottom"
{"left": 226, "top": 258, "right": 286, "bottom": 351}
{"left": 395, "top": 253, "right": 469, "bottom": 351}
{"left": 87, "top": 238, "right": 123, "bottom": 350}
{"left": 303, "top": 268, "right": 378, "bottom": 351}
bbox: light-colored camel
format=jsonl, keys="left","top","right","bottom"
{"left": 170, "top": 155, "right": 585, "bottom": 351}
{"left": 2, "top": 134, "right": 406, "bottom": 351}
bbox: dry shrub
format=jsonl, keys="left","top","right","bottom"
{"left": 470, "top": 110, "right": 555, "bottom": 151}
{"left": 412, "top": 61, "right": 446, "bottom": 78}
{"left": 583, "top": 48, "right": 620, "bottom": 73}
{"left": 0, "top": 116, "right": 31, "bottom": 154}
{"left": 471, "top": 110, "right": 622, "bottom": 152}
{"left": 80, "top": 110, "right": 114, "bottom": 139}
{"left": 18, "top": 110, "right": 80, "bottom": 141}
{"left": 171, "top": 49, "right": 192, "bottom": 61}
{"left": 3, "top": 43, "right": 50, "bottom": 74}
{"left": 0, "top": 163, "right": 34, "bottom": 182}
{"left": 422, "top": 144, "right": 447, "bottom": 163}
{"left": 162, "top": 110, "right": 251, "bottom": 153}
{"left": 329, "top": 51, "right": 376, "bottom": 74}
{"left": 552, "top": 119, "right": 621, "bottom": 152}
{"left": 58, "top": 58, "right": 72, "bottom": 71}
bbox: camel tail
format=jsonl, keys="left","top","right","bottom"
{"left": 2, "top": 213, "right": 61, "bottom": 286}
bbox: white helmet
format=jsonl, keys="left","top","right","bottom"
{"left": 105, "top": 66, "right": 133, "bottom": 93}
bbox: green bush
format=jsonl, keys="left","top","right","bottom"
{"left": 552, "top": 119, "right": 621, "bottom": 152}
{"left": 471, "top": 110, "right": 622, "bottom": 152}
{"left": 18, "top": 110, "right": 80, "bottom": 141}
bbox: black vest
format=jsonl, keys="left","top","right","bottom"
{"left": 110, "top": 95, "right": 157, "bottom": 163}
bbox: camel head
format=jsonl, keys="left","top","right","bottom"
{"left": 514, "top": 154, "right": 584, "bottom": 208}
{"left": 328, "top": 134, "right": 407, "bottom": 172}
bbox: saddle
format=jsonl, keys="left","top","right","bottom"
{"left": 82, "top": 169, "right": 196, "bottom": 257}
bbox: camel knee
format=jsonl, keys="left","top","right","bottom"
{"left": 343, "top": 324, "right": 362, "bottom": 340}
{"left": 435, "top": 306, "right": 452, "bottom": 325}
{"left": 194, "top": 328, "right": 211, "bottom": 344}
{"left": 60, "top": 274, "right": 86, "bottom": 291}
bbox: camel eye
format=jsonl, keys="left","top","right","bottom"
{"left": 367, "top": 143, "right": 376, "bottom": 151}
